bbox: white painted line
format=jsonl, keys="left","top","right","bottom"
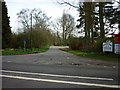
{"left": 0, "top": 70, "right": 113, "bottom": 81}
{"left": 0, "top": 74, "right": 119, "bottom": 88}
{"left": 7, "top": 61, "right": 11, "bottom": 62}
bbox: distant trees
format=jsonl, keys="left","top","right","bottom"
{"left": 2, "top": 1, "right": 12, "bottom": 49}
{"left": 58, "top": 0, "right": 119, "bottom": 37}
{"left": 58, "top": 0, "right": 120, "bottom": 52}
{"left": 17, "top": 8, "right": 51, "bottom": 31}
{"left": 77, "top": 1, "right": 119, "bottom": 38}
{"left": 52, "top": 12, "right": 75, "bottom": 45}
{"left": 2, "top": 0, "right": 119, "bottom": 51}
{"left": 15, "top": 8, "right": 53, "bottom": 48}
{"left": 60, "top": 12, "right": 75, "bottom": 40}
{"left": 5, "top": 8, "right": 54, "bottom": 49}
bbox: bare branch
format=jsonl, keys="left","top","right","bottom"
{"left": 57, "top": 1, "right": 79, "bottom": 8}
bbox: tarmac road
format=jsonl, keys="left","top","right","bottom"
{"left": 1, "top": 46, "right": 120, "bottom": 88}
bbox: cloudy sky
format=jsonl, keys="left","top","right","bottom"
{"left": 5, "top": 0, "right": 79, "bottom": 32}
{"left": 4, "top": 0, "right": 119, "bottom": 34}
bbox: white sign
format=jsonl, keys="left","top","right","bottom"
{"left": 103, "top": 41, "right": 113, "bottom": 52}
{"left": 114, "top": 44, "right": 120, "bottom": 54}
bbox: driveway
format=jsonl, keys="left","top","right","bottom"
{"left": 2, "top": 46, "right": 118, "bottom": 67}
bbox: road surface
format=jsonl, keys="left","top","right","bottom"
{"left": 1, "top": 46, "right": 120, "bottom": 88}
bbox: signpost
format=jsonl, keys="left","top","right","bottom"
{"left": 103, "top": 41, "right": 113, "bottom": 52}
{"left": 114, "top": 34, "right": 120, "bottom": 54}
{"left": 22, "top": 38, "right": 27, "bottom": 52}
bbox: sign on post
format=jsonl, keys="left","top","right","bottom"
{"left": 22, "top": 38, "right": 27, "bottom": 52}
{"left": 22, "top": 38, "right": 27, "bottom": 42}
{"left": 103, "top": 41, "right": 113, "bottom": 52}
{"left": 114, "top": 34, "right": 120, "bottom": 54}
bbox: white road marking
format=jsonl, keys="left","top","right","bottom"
{"left": 0, "top": 70, "right": 113, "bottom": 81}
{"left": 7, "top": 61, "right": 11, "bottom": 62}
{"left": 0, "top": 74, "right": 119, "bottom": 88}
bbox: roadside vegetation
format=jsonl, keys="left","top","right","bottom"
{"left": 2, "top": 1, "right": 120, "bottom": 58}
{"left": 2, "top": 46, "right": 49, "bottom": 55}
{"left": 57, "top": 1, "right": 120, "bottom": 62}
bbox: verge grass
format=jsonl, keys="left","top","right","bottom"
{"left": 2, "top": 46, "right": 49, "bottom": 55}
{"left": 60, "top": 48, "right": 119, "bottom": 62}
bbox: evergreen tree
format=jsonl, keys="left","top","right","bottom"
{"left": 76, "top": 2, "right": 96, "bottom": 43}
{"left": 0, "top": 1, "right": 2, "bottom": 49}
{"left": 2, "top": 1, "right": 12, "bottom": 49}
{"left": 104, "top": 1, "right": 120, "bottom": 33}
{"left": 99, "top": 2, "right": 105, "bottom": 38}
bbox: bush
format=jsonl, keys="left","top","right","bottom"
{"left": 69, "top": 38, "right": 79, "bottom": 50}
{"left": 69, "top": 37, "right": 114, "bottom": 53}
{"left": 69, "top": 37, "right": 89, "bottom": 51}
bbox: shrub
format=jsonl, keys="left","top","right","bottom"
{"left": 69, "top": 37, "right": 114, "bottom": 53}
{"left": 69, "top": 37, "right": 89, "bottom": 51}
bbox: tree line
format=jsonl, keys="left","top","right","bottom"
{"left": 58, "top": 0, "right": 120, "bottom": 52}
{"left": 2, "top": 1, "right": 120, "bottom": 53}
{"left": 2, "top": 1, "right": 54, "bottom": 49}
{"left": 2, "top": 1, "right": 76, "bottom": 49}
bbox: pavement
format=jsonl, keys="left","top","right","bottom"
{"left": 1, "top": 46, "right": 120, "bottom": 88}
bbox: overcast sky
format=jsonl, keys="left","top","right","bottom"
{"left": 5, "top": 0, "right": 79, "bottom": 33}
{"left": 4, "top": 0, "right": 119, "bottom": 34}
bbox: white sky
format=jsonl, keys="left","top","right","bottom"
{"left": 5, "top": 0, "right": 79, "bottom": 33}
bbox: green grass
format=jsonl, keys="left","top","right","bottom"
{"left": 2, "top": 46, "right": 49, "bottom": 55}
{"left": 60, "top": 48, "right": 119, "bottom": 62}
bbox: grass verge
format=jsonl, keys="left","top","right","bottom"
{"left": 60, "top": 48, "right": 120, "bottom": 62}
{"left": 2, "top": 46, "right": 49, "bottom": 55}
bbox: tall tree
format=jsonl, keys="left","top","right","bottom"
{"left": 58, "top": 1, "right": 119, "bottom": 37}
{"left": 104, "top": 1, "right": 120, "bottom": 34}
{"left": 99, "top": 2, "right": 105, "bottom": 38}
{"left": 2, "top": 1, "right": 12, "bottom": 49}
{"left": 77, "top": 2, "right": 96, "bottom": 43}
{"left": 0, "top": 1, "right": 2, "bottom": 49}
{"left": 59, "top": 12, "right": 75, "bottom": 40}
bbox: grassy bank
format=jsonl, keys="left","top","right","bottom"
{"left": 2, "top": 46, "right": 49, "bottom": 55}
{"left": 60, "top": 48, "right": 119, "bottom": 62}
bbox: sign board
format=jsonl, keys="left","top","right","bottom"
{"left": 22, "top": 38, "right": 28, "bottom": 42}
{"left": 103, "top": 41, "right": 113, "bottom": 52}
{"left": 114, "top": 44, "right": 120, "bottom": 54}
{"left": 114, "top": 34, "right": 120, "bottom": 44}
{"left": 114, "top": 34, "right": 120, "bottom": 54}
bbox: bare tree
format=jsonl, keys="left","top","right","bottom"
{"left": 17, "top": 8, "right": 51, "bottom": 31}
{"left": 17, "top": 9, "right": 31, "bottom": 30}
{"left": 59, "top": 12, "right": 75, "bottom": 44}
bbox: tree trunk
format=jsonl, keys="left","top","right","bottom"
{"left": 99, "top": 2, "right": 105, "bottom": 38}
{"left": 84, "top": 2, "right": 90, "bottom": 39}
